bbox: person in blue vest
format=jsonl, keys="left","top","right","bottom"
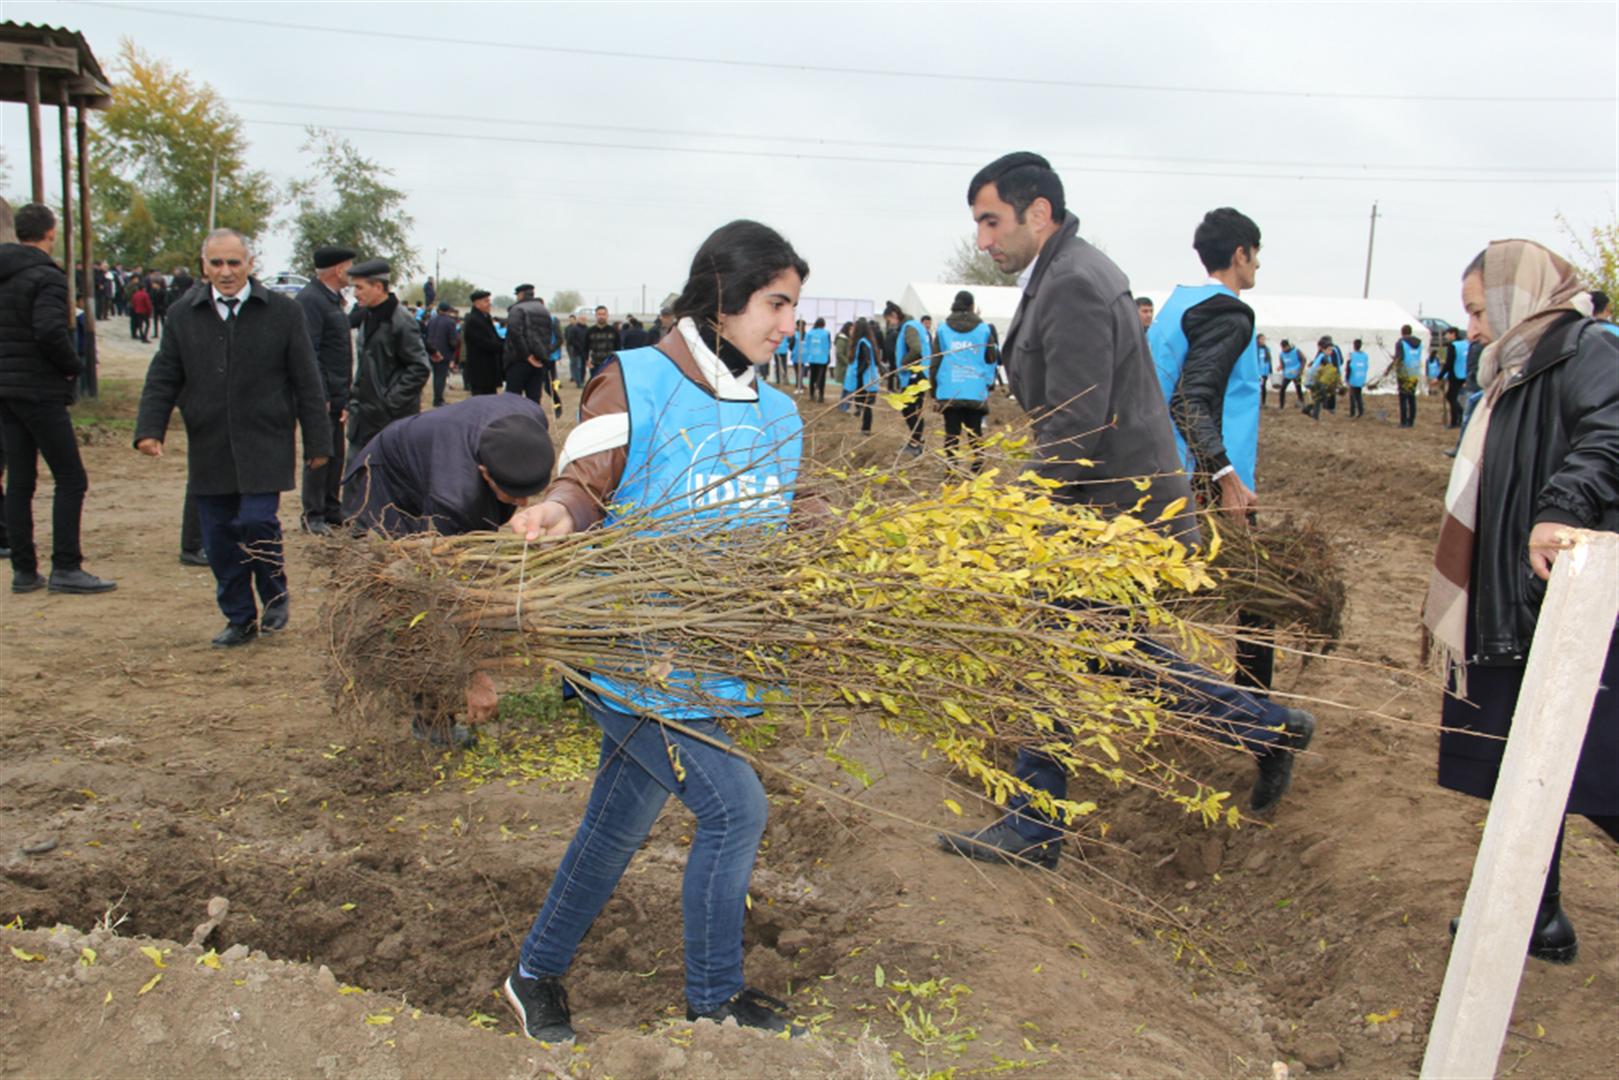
{"left": 1442, "top": 326, "right": 1469, "bottom": 429}
{"left": 1255, "top": 332, "right": 1273, "bottom": 407}
{"left": 802, "top": 316, "right": 833, "bottom": 402}
{"left": 790, "top": 318, "right": 808, "bottom": 391}
{"left": 1275, "top": 339, "right": 1304, "bottom": 408}
{"left": 1304, "top": 337, "right": 1341, "bottom": 420}
{"left": 771, "top": 329, "right": 791, "bottom": 385}
{"left": 1392, "top": 323, "right": 1425, "bottom": 427}
{"left": 1345, "top": 338, "right": 1369, "bottom": 417}
{"left": 929, "top": 289, "right": 1000, "bottom": 468}
{"left": 1146, "top": 203, "right": 1314, "bottom": 779}
{"left": 842, "top": 316, "right": 882, "bottom": 432}
{"left": 883, "top": 300, "right": 932, "bottom": 455}
{"left": 501, "top": 220, "right": 808, "bottom": 1042}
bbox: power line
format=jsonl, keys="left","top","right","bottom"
{"left": 75, "top": 0, "right": 1616, "bottom": 106}
{"left": 233, "top": 96, "right": 1613, "bottom": 176}
{"left": 238, "top": 116, "right": 1617, "bottom": 185}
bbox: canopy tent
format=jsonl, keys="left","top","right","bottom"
{"left": 1138, "top": 289, "right": 1430, "bottom": 385}
{"left": 899, "top": 282, "right": 1023, "bottom": 338}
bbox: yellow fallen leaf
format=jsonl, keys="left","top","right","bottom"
{"left": 365, "top": 1012, "right": 395, "bottom": 1026}
{"left": 338, "top": 985, "right": 366, "bottom": 995}
{"left": 943, "top": 798, "right": 963, "bottom": 816}
{"left": 80, "top": 947, "right": 97, "bottom": 966}
{"left": 1365, "top": 1008, "right": 1401, "bottom": 1025}
{"left": 340, "top": 902, "right": 357, "bottom": 912}
{"left": 469, "top": 1011, "right": 499, "bottom": 1030}
{"left": 1535, "top": 1022, "right": 1546, "bottom": 1039}
{"left": 139, "top": 946, "right": 167, "bottom": 969}
{"left": 103, "top": 990, "right": 113, "bottom": 1004}
{"left": 196, "top": 950, "right": 221, "bottom": 970}
{"left": 138, "top": 973, "right": 162, "bottom": 996}
{"left": 10, "top": 947, "right": 44, "bottom": 962}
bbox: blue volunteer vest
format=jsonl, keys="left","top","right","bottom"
{"left": 1399, "top": 339, "right": 1425, "bottom": 379}
{"left": 1279, "top": 348, "right": 1303, "bottom": 377}
{"left": 774, "top": 336, "right": 791, "bottom": 358}
{"left": 895, "top": 319, "right": 930, "bottom": 387}
{"left": 804, "top": 327, "right": 832, "bottom": 367}
{"left": 1451, "top": 339, "right": 1470, "bottom": 379}
{"left": 595, "top": 346, "right": 803, "bottom": 719}
{"left": 843, "top": 337, "right": 878, "bottom": 393}
{"left": 550, "top": 316, "right": 563, "bottom": 363}
{"left": 933, "top": 321, "right": 995, "bottom": 402}
{"left": 1147, "top": 283, "right": 1261, "bottom": 490}
{"left": 1256, "top": 344, "right": 1272, "bottom": 378}
{"left": 1346, "top": 350, "right": 1369, "bottom": 387}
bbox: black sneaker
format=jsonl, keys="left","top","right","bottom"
{"left": 1249, "top": 708, "right": 1316, "bottom": 814}
{"left": 503, "top": 966, "right": 574, "bottom": 1043}
{"left": 688, "top": 987, "right": 798, "bottom": 1036}
{"left": 179, "top": 549, "right": 210, "bottom": 566}
{"left": 48, "top": 568, "right": 117, "bottom": 594}
{"left": 11, "top": 570, "right": 46, "bottom": 594}
{"left": 936, "top": 819, "right": 1060, "bottom": 870}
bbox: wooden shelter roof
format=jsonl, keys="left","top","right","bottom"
{"left": 0, "top": 22, "right": 111, "bottom": 108}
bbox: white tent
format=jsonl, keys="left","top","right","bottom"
{"left": 1138, "top": 289, "right": 1429, "bottom": 385}
{"left": 900, "top": 282, "right": 1023, "bottom": 338}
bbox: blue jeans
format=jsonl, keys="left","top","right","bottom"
{"left": 1006, "top": 635, "right": 1286, "bottom": 843}
{"left": 519, "top": 697, "right": 768, "bottom": 1012}
{"left": 193, "top": 492, "right": 286, "bottom": 626}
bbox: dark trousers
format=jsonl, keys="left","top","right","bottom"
{"left": 942, "top": 405, "right": 984, "bottom": 462}
{"left": 852, "top": 390, "right": 874, "bottom": 433}
{"left": 430, "top": 360, "right": 451, "bottom": 407}
{"left": 301, "top": 405, "right": 346, "bottom": 526}
{"left": 568, "top": 351, "right": 586, "bottom": 388}
{"left": 1348, "top": 386, "right": 1364, "bottom": 417}
{"left": 95, "top": 293, "right": 110, "bottom": 320}
{"left": 1398, "top": 389, "right": 1417, "bottom": 427}
{"left": 771, "top": 354, "right": 788, "bottom": 384}
{"left": 1277, "top": 376, "right": 1300, "bottom": 407}
{"left": 902, "top": 394, "right": 925, "bottom": 445}
{"left": 130, "top": 312, "right": 148, "bottom": 342}
{"left": 807, "top": 364, "right": 828, "bottom": 402}
{"left": 181, "top": 486, "right": 203, "bottom": 555}
{"left": 194, "top": 492, "right": 286, "bottom": 627}
{"left": 506, "top": 360, "right": 556, "bottom": 407}
{"left": 1259, "top": 377, "right": 1268, "bottom": 407}
{"left": 0, "top": 396, "right": 87, "bottom": 574}
{"left": 1444, "top": 377, "right": 1465, "bottom": 428}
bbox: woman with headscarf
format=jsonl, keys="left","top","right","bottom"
{"left": 1423, "top": 239, "right": 1619, "bottom": 964}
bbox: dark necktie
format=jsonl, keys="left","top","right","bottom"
{"left": 222, "top": 296, "right": 239, "bottom": 321}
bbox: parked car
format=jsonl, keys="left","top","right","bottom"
{"left": 261, "top": 271, "right": 309, "bottom": 296}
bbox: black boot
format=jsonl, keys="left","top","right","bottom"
{"left": 1447, "top": 896, "right": 1578, "bottom": 964}
{"left": 1249, "top": 709, "right": 1316, "bottom": 813}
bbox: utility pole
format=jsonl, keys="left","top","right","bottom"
{"left": 1362, "top": 201, "right": 1379, "bottom": 299}
{"left": 206, "top": 153, "right": 218, "bottom": 232}
{"left": 641, "top": 283, "right": 646, "bottom": 315}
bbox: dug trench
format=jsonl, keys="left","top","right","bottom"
{"left": 2, "top": 327, "right": 1615, "bottom": 1077}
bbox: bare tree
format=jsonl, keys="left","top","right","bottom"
{"left": 941, "top": 234, "right": 1018, "bottom": 287}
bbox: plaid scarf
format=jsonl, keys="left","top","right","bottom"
{"left": 1421, "top": 240, "right": 1591, "bottom": 690}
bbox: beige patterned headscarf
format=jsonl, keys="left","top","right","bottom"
{"left": 1421, "top": 240, "right": 1591, "bottom": 689}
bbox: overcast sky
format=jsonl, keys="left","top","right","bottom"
{"left": 6, "top": 0, "right": 1615, "bottom": 320}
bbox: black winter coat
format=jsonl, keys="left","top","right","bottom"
{"left": 347, "top": 297, "right": 430, "bottom": 450}
{"left": 0, "top": 243, "right": 80, "bottom": 402}
{"left": 1472, "top": 315, "right": 1619, "bottom": 663}
{"left": 295, "top": 278, "right": 354, "bottom": 408}
{"left": 502, "top": 298, "right": 555, "bottom": 367}
{"left": 460, "top": 308, "right": 504, "bottom": 394}
{"left": 134, "top": 282, "right": 331, "bottom": 496}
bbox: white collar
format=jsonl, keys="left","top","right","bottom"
{"left": 213, "top": 282, "right": 251, "bottom": 306}
{"left": 677, "top": 317, "right": 757, "bottom": 402}
{"left": 1017, "top": 262, "right": 1035, "bottom": 294}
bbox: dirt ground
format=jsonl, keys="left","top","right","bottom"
{"left": 1, "top": 320, "right": 1614, "bottom": 1079}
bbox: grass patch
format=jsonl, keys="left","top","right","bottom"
{"left": 71, "top": 377, "right": 142, "bottom": 432}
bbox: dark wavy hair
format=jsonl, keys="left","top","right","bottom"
{"left": 670, "top": 221, "right": 810, "bottom": 331}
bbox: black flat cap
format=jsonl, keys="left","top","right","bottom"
{"left": 469, "top": 289, "right": 491, "bottom": 302}
{"left": 478, "top": 410, "right": 555, "bottom": 499}
{"left": 349, "top": 257, "right": 391, "bottom": 281}
{"left": 437, "top": 301, "right": 453, "bottom": 312}
{"left": 514, "top": 283, "right": 535, "bottom": 295}
{"left": 313, "top": 245, "right": 356, "bottom": 270}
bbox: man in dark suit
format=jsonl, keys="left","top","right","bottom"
{"left": 296, "top": 245, "right": 356, "bottom": 535}
{"left": 460, "top": 289, "right": 504, "bottom": 395}
{"left": 134, "top": 228, "right": 330, "bottom": 647}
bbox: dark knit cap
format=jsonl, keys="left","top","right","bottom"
{"left": 478, "top": 412, "right": 555, "bottom": 498}
{"left": 951, "top": 290, "right": 974, "bottom": 312}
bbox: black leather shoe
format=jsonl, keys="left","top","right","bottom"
{"left": 179, "top": 549, "right": 210, "bottom": 566}
{"left": 936, "top": 819, "right": 1060, "bottom": 870}
{"left": 301, "top": 518, "right": 332, "bottom": 536}
{"left": 1449, "top": 898, "right": 1578, "bottom": 964}
{"left": 260, "top": 598, "right": 290, "bottom": 633}
{"left": 212, "top": 622, "right": 258, "bottom": 648}
{"left": 11, "top": 570, "right": 46, "bottom": 594}
{"left": 688, "top": 987, "right": 799, "bottom": 1036}
{"left": 1249, "top": 708, "right": 1316, "bottom": 814}
{"left": 47, "top": 568, "right": 117, "bottom": 594}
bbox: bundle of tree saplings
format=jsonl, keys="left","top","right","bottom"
{"left": 325, "top": 465, "right": 1261, "bottom": 830}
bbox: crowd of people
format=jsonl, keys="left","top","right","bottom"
{"left": 1, "top": 146, "right": 1613, "bottom": 1049}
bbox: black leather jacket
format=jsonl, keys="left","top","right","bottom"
{"left": 348, "top": 297, "right": 430, "bottom": 449}
{"left": 1472, "top": 315, "right": 1619, "bottom": 663}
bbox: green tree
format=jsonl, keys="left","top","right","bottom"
{"left": 1558, "top": 210, "right": 1619, "bottom": 297}
{"left": 550, "top": 288, "right": 583, "bottom": 313}
{"left": 91, "top": 39, "right": 274, "bottom": 270}
{"left": 941, "top": 234, "right": 1017, "bottom": 287}
{"left": 286, "top": 129, "right": 417, "bottom": 278}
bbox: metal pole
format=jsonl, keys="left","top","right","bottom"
{"left": 25, "top": 67, "right": 45, "bottom": 203}
{"left": 59, "top": 90, "right": 75, "bottom": 331}
{"left": 78, "top": 104, "right": 98, "bottom": 398}
{"left": 206, "top": 154, "right": 218, "bottom": 232}
{"left": 1362, "top": 201, "right": 1378, "bottom": 299}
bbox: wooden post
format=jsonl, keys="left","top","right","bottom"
{"left": 1420, "top": 529, "right": 1619, "bottom": 1080}
{"left": 24, "top": 66, "right": 45, "bottom": 203}
{"left": 59, "top": 90, "right": 75, "bottom": 331}
{"left": 78, "top": 105, "right": 97, "bottom": 398}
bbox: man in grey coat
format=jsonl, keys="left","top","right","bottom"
{"left": 936, "top": 153, "right": 1314, "bottom": 872}
{"left": 346, "top": 258, "right": 430, "bottom": 455}
{"left": 134, "top": 228, "right": 330, "bottom": 647}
